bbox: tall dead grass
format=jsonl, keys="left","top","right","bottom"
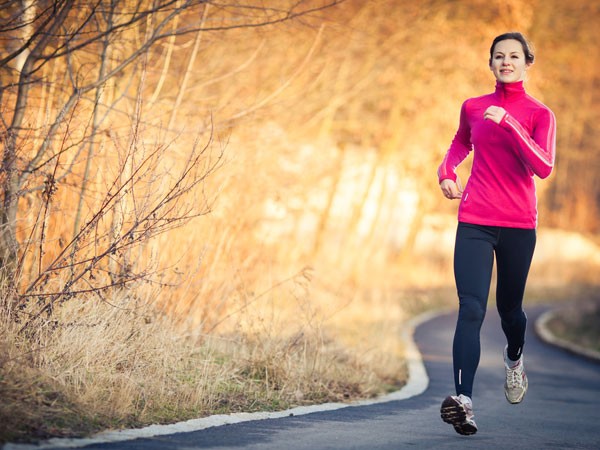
{"left": 0, "top": 269, "right": 409, "bottom": 443}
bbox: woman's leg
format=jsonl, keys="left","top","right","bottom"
{"left": 452, "top": 223, "right": 496, "bottom": 398}
{"left": 495, "top": 228, "right": 536, "bottom": 361}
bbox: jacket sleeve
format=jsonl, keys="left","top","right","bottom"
{"left": 500, "top": 107, "right": 556, "bottom": 179}
{"left": 438, "top": 101, "right": 473, "bottom": 184}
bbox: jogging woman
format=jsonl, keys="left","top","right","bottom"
{"left": 437, "top": 32, "right": 556, "bottom": 436}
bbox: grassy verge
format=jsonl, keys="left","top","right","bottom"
{"left": 0, "top": 280, "right": 408, "bottom": 444}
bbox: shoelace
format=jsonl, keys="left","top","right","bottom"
{"left": 506, "top": 363, "right": 524, "bottom": 388}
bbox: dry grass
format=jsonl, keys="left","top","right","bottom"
{"left": 0, "top": 269, "right": 410, "bottom": 444}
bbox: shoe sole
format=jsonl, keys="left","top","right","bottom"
{"left": 440, "top": 396, "right": 478, "bottom": 436}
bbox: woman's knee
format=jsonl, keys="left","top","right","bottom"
{"left": 458, "top": 297, "right": 486, "bottom": 324}
{"left": 499, "top": 305, "right": 527, "bottom": 326}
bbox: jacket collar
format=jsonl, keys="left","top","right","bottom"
{"left": 494, "top": 81, "right": 526, "bottom": 101}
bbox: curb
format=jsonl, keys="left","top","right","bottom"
{"left": 534, "top": 308, "right": 600, "bottom": 363}
{"left": 2, "top": 309, "right": 445, "bottom": 450}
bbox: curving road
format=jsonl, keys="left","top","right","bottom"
{"left": 9, "top": 306, "right": 600, "bottom": 449}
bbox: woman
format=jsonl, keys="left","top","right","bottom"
{"left": 437, "top": 32, "right": 556, "bottom": 436}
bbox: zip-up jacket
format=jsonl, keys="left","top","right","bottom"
{"left": 438, "top": 80, "right": 556, "bottom": 229}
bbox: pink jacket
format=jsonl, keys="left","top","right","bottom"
{"left": 438, "top": 81, "right": 556, "bottom": 229}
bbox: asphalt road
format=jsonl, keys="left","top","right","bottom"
{"left": 15, "top": 306, "right": 600, "bottom": 449}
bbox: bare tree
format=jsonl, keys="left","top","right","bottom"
{"left": 0, "top": 0, "right": 343, "bottom": 316}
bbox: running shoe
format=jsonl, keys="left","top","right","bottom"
{"left": 504, "top": 346, "right": 528, "bottom": 404}
{"left": 440, "top": 394, "right": 478, "bottom": 436}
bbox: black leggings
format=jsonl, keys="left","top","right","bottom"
{"left": 452, "top": 222, "right": 536, "bottom": 399}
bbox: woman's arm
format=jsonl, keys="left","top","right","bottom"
{"left": 484, "top": 105, "right": 556, "bottom": 179}
{"left": 438, "top": 101, "right": 473, "bottom": 184}
{"left": 500, "top": 108, "right": 556, "bottom": 179}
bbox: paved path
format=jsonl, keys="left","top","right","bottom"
{"left": 11, "top": 306, "right": 600, "bottom": 449}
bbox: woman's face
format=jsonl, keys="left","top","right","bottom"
{"left": 489, "top": 39, "right": 531, "bottom": 83}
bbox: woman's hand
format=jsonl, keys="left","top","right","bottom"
{"left": 440, "top": 178, "right": 463, "bottom": 200}
{"left": 483, "top": 105, "right": 507, "bottom": 124}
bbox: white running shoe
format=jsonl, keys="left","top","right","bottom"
{"left": 504, "top": 346, "right": 528, "bottom": 404}
{"left": 440, "top": 394, "right": 478, "bottom": 436}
